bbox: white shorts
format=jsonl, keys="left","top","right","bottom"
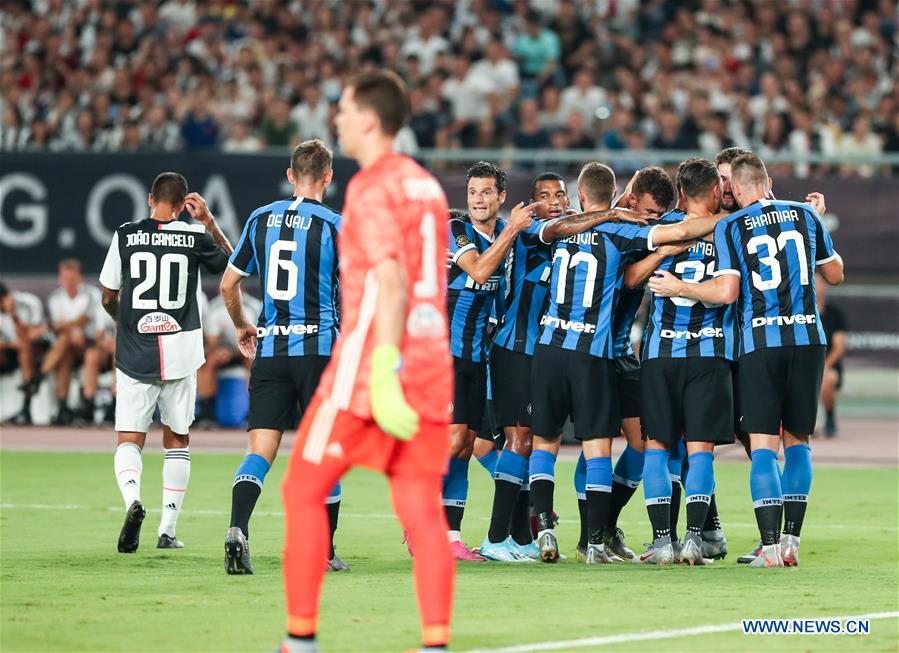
{"left": 115, "top": 369, "right": 197, "bottom": 435}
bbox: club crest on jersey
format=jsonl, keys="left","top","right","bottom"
{"left": 137, "top": 312, "right": 182, "bottom": 334}
{"left": 456, "top": 234, "right": 471, "bottom": 248}
{"left": 406, "top": 303, "right": 446, "bottom": 338}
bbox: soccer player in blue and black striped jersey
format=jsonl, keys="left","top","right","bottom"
{"left": 526, "top": 162, "right": 723, "bottom": 564}
{"left": 480, "top": 172, "right": 566, "bottom": 562}
{"left": 650, "top": 153, "right": 844, "bottom": 568}
{"left": 443, "top": 162, "right": 536, "bottom": 561}
{"left": 631, "top": 158, "right": 737, "bottom": 565}
{"left": 218, "top": 140, "right": 346, "bottom": 575}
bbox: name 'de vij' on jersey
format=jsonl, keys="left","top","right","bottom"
{"left": 642, "top": 231, "right": 737, "bottom": 361}
{"left": 447, "top": 217, "right": 508, "bottom": 362}
{"left": 537, "top": 220, "right": 660, "bottom": 359}
{"left": 712, "top": 199, "right": 837, "bottom": 356}
{"left": 99, "top": 219, "right": 229, "bottom": 381}
{"left": 228, "top": 196, "right": 340, "bottom": 358}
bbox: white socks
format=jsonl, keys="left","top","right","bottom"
{"left": 114, "top": 443, "right": 143, "bottom": 510}
{"left": 158, "top": 447, "right": 190, "bottom": 538}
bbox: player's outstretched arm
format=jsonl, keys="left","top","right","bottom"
{"left": 456, "top": 201, "right": 539, "bottom": 284}
{"left": 540, "top": 207, "right": 649, "bottom": 242}
{"left": 370, "top": 259, "right": 419, "bottom": 441}
{"left": 219, "top": 267, "right": 256, "bottom": 359}
{"left": 648, "top": 270, "right": 739, "bottom": 305}
{"left": 184, "top": 192, "right": 234, "bottom": 256}
{"left": 650, "top": 214, "right": 726, "bottom": 247}
{"left": 623, "top": 242, "right": 693, "bottom": 289}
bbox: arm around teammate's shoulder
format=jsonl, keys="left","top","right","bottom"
{"left": 455, "top": 202, "right": 536, "bottom": 284}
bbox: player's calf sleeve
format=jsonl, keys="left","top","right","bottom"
{"left": 585, "top": 456, "right": 612, "bottom": 545}
{"left": 574, "top": 452, "right": 587, "bottom": 548}
{"left": 488, "top": 451, "right": 526, "bottom": 543}
{"left": 667, "top": 443, "right": 685, "bottom": 541}
{"left": 643, "top": 449, "right": 672, "bottom": 540}
{"left": 231, "top": 453, "right": 270, "bottom": 539}
{"left": 703, "top": 493, "right": 722, "bottom": 531}
{"left": 476, "top": 449, "right": 498, "bottom": 476}
{"left": 750, "top": 449, "right": 783, "bottom": 545}
{"left": 529, "top": 449, "right": 556, "bottom": 518}
{"left": 684, "top": 452, "right": 714, "bottom": 535}
{"left": 442, "top": 458, "right": 469, "bottom": 536}
{"left": 389, "top": 474, "right": 453, "bottom": 648}
{"left": 782, "top": 444, "right": 812, "bottom": 537}
{"left": 512, "top": 464, "right": 533, "bottom": 545}
{"left": 326, "top": 481, "right": 342, "bottom": 556}
{"left": 608, "top": 445, "right": 642, "bottom": 529}
{"left": 159, "top": 447, "right": 190, "bottom": 538}
{"left": 114, "top": 442, "right": 142, "bottom": 510}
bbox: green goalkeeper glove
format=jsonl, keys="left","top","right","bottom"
{"left": 370, "top": 344, "right": 420, "bottom": 441}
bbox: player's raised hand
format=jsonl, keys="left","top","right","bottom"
{"left": 445, "top": 249, "right": 454, "bottom": 270}
{"left": 236, "top": 325, "right": 257, "bottom": 360}
{"left": 508, "top": 201, "right": 539, "bottom": 232}
{"left": 370, "top": 344, "right": 419, "bottom": 441}
{"left": 184, "top": 192, "right": 214, "bottom": 224}
{"left": 647, "top": 269, "right": 684, "bottom": 298}
{"left": 806, "top": 192, "right": 826, "bottom": 216}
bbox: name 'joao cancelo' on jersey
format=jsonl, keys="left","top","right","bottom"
{"left": 713, "top": 199, "right": 836, "bottom": 355}
{"left": 447, "top": 217, "right": 507, "bottom": 362}
{"left": 228, "top": 196, "right": 340, "bottom": 358}
{"left": 537, "top": 220, "right": 659, "bottom": 358}
{"left": 100, "top": 218, "right": 229, "bottom": 381}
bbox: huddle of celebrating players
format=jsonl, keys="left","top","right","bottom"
{"left": 97, "top": 71, "right": 842, "bottom": 652}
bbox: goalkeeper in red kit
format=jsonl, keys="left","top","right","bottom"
{"left": 279, "top": 70, "right": 455, "bottom": 653}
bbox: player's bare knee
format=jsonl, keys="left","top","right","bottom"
{"left": 247, "top": 428, "right": 282, "bottom": 464}
{"left": 162, "top": 425, "right": 189, "bottom": 448}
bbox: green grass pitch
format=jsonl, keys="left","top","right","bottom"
{"left": 2, "top": 451, "right": 897, "bottom": 652}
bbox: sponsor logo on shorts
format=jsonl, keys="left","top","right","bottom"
{"left": 660, "top": 327, "right": 723, "bottom": 339}
{"left": 751, "top": 314, "right": 817, "bottom": 328}
{"left": 257, "top": 324, "right": 319, "bottom": 337}
{"left": 137, "top": 312, "right": 182, "bottom": 334}
{"left": 539, "top": 315, "right": 596, "bottom": 334}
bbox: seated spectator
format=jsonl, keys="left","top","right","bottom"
{"left": 538, "top": 85, "right": 566, "bottom": 132}
{"left": 400, "top": 8, "right": 450, "bottom": 76}
{"left": 259, "top": 97, "right": 298, "bottom": 148}
{"left": 559, "top": 68, "right": 607, "bottom": 128}
{"left": 222, "top": 120, "right": 263, "bottom": 153}
{"left": 816, "top": 271, "right": 847, "bottom": 437}
{"left": 291, "top": 85, "right": 332, "bottom": 145}
{"left": 141, "top": 105, "right": 181, "bottom": 152}
{"left": 0, "top": 284, "right": 49, "bottom": 425}
{"left": 77, "top": 312, "right": 116, "bottom": 426}
{"left": 196, "top": 293, "right": 260, "bottom": 428}
{"left": 839, "top": 115, "right": 883, "bottom": 177}
{"left": 509, "top": 98, "right": 551, "bottom": 150}
{"left": 441, "top": 55, "right": 487, "bottom": 148}
{"left": 467, "top": 39, "right": 520, "bottom": 111}
{"left": 513, "top": 11, "right": 561, "bottom": 97}
{"left": 180, "top": 94, "right": 221, "bottom": 149}
{"left": 30, "top": 260, "right": 104, "bottom": 425}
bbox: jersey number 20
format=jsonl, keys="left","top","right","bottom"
{"left": 131, "top": 252, "right": 189, "bottom": 310}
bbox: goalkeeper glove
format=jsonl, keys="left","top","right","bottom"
{"left": 370, "top": 344, "right": 420, "bottom": 441}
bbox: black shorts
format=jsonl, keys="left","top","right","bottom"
{"left": 0, "top": 349, "right": 19, "bottom": 375}
{"left": 532, "top": 345, "right": 619, "bottom": 441}
{"left": 247, "top": 355, "right": 330, "bottom": 431}
{"left": 738, "top": 346, "right": 826, "bottom": 436}
{"left": 452, "top": 356, "right": 486, "bottom": 430}
{"left": 616, "top": 353, "right": 641, "bottom": 420}
{"left": 476, "top": 400, "right": 501, "bottom": 442}
{"left": 641, "top": 357, "right": 734, "bottom": 447}
{"left": 490, "top": 345, "right": 533, "bottom": 428}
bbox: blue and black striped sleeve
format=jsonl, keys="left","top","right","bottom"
{"left": 228, "top": 213, "right": 259, "bottom": 277}
{"left": 809, "top": 207, "right": 837, "bottom": 263}
{"left": 601, "top": 222, "right": 655, "bottom": 253}
{"left": 712, "top": 218, "right": 740, "bottom": 277}
{"left": 449, "top": 219, "right": 476, "bottom": 263}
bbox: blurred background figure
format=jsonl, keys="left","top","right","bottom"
{"left": 816, "top": 271, "right": 848, "bottom": 438}
{"left": 0, "top": 284, "right": 49, "bottom": 425}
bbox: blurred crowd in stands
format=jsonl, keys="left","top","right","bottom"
{"left": 2, "top": 0, "right": 897, "bottom": 176}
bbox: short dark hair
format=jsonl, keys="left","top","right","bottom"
{"left": 730, "top": 153, "right": 769, "bottom": 187}
{"left": 150, "top": 172, "right": 188, "bottom": 206}
{"left": 715, "top": 146, "right": 754, "bottom": 166}
{"left": 291, "top": 139, "right": 333, "bottom": 181}
{"left": 676, "top": 158, "right": 720, "bottom": 199}
{"left": 0, "top": 283, "right": 8, "bottom": 300}
{"left": 58, "top": 258, "right": 81, "bottom": 273}
{"left": 348, "top": 70, "right": 410, "bottom": 136}
{"left": 466, "top": 161, "right": 507, "bottom": 193}
{"left": 577, "top": 162, "right": 616, "bottom": 206}
{"left": 531, "top": 171, "right": 565, "bottom": 198}
{"left": 632, "top": 166, "right": 675, "bottom": 211}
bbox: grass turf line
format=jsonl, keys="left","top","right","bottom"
{"left": 1, "top": 451, "right": 896, "bottom": 652}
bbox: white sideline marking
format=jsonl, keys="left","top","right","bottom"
{"left": 466, "top": 612, "right": 899, "bottom": 652}
{"left": 2, "top": 503, "right": 897, "bottom": 531}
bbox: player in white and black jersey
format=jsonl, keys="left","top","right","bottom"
{"left": 99, "top": 172, "right": 233, "bottom": 553}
